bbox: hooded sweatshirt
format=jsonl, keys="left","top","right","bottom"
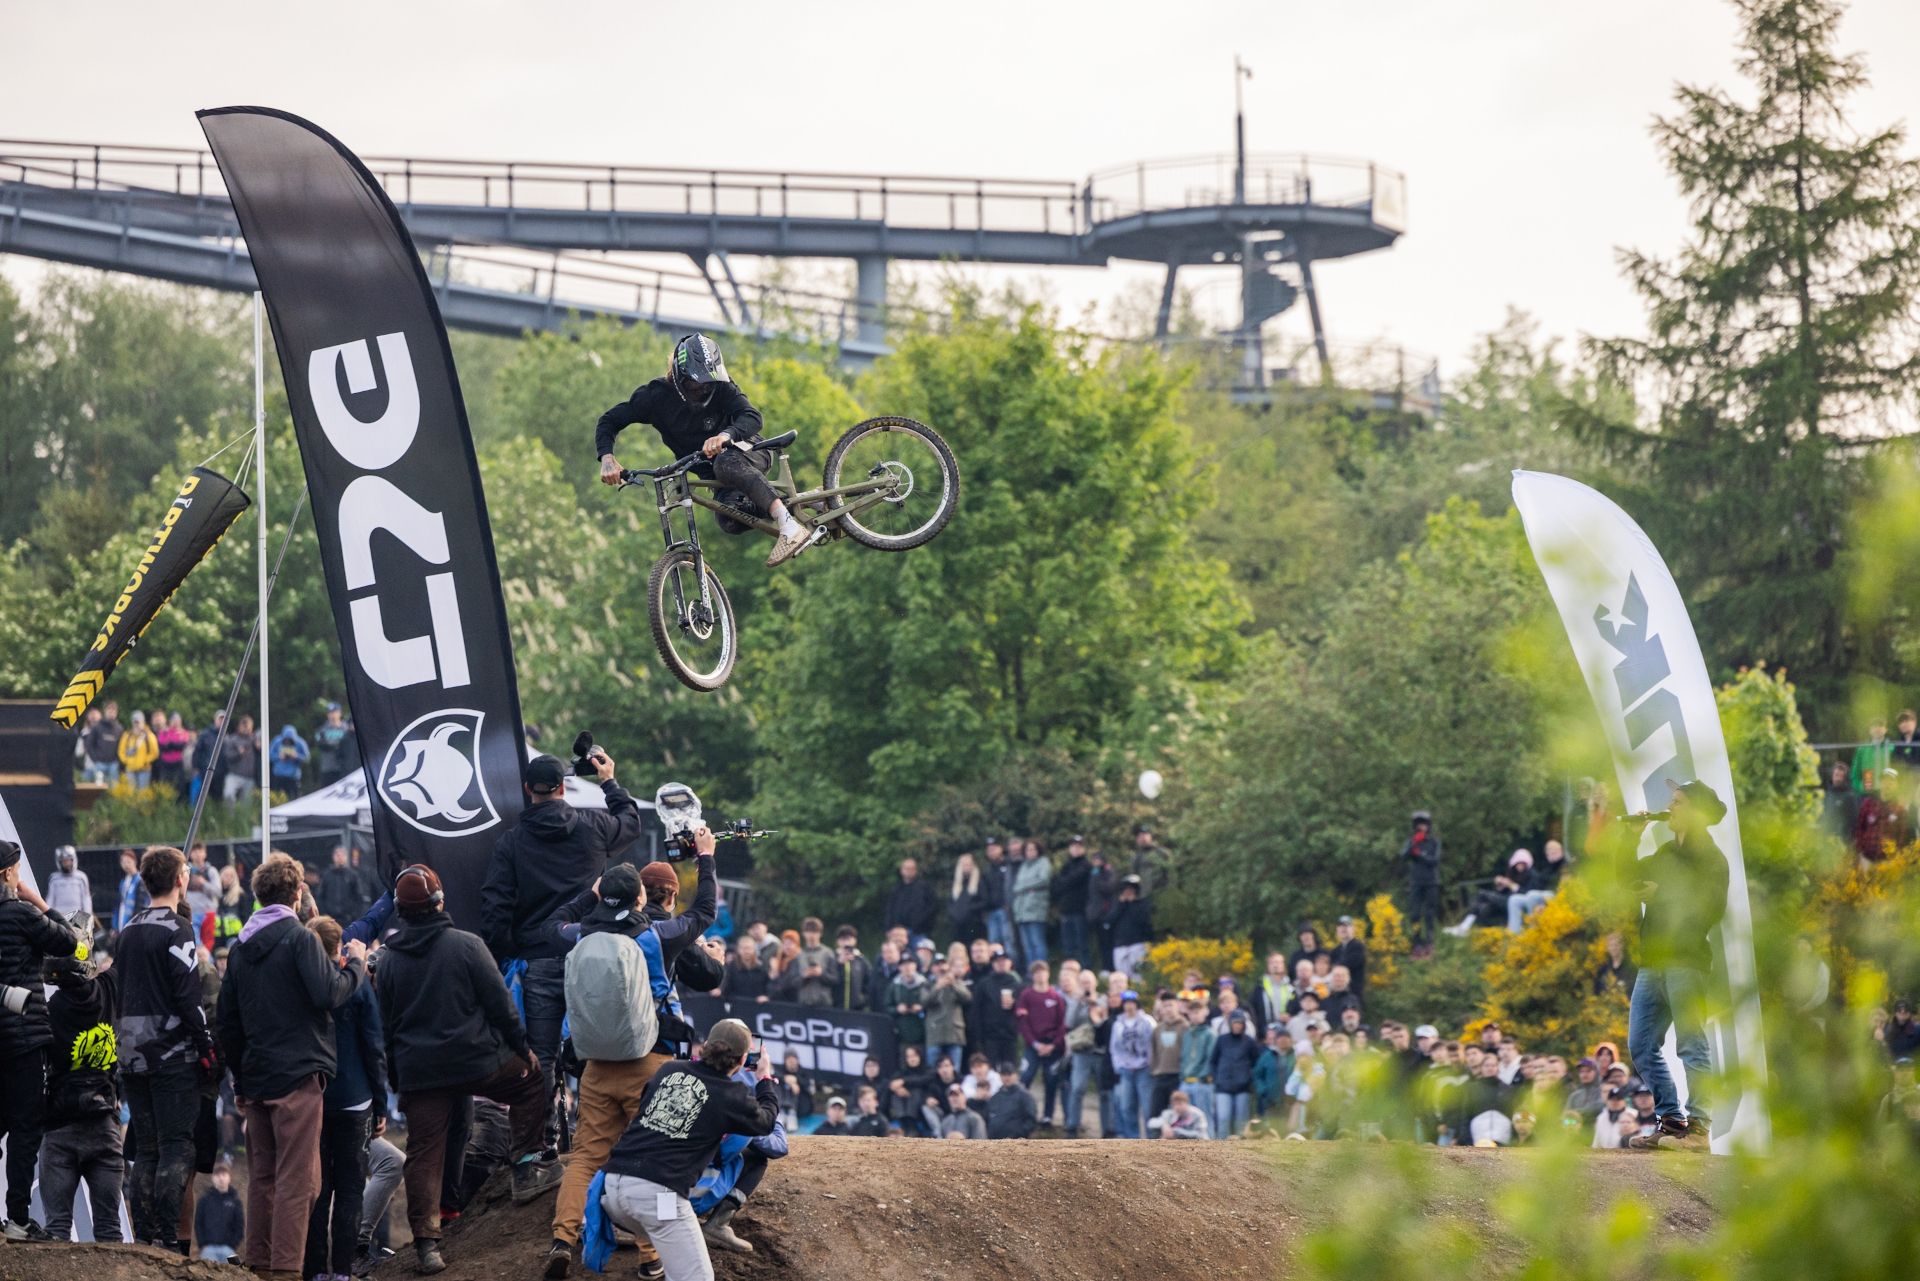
{"left": 478, "top": 782, "right": 644, "bottom": 960}
{"left": 376, "top": 910, "right": 528, "bottom": 1092}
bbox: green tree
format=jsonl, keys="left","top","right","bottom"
{"left": 7, "top": 275, "right": 249, "bottom": 555}
{"left": 1169, "top": 501, "right": 1559, "bottom": 934}
{"left": 741, "top": 308, "right": 1247, "bottom": 918}
{"left": 1579, "top": 0, "right": 1920, "bottom": 720}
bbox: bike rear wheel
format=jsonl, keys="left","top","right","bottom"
{"left": 820, "top": 416, "right": 959, "bottom": 551}
{"left": 646, "top": 549, "right": 737, "bottom": 691}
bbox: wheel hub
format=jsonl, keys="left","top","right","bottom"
{"left": 869, "top": 460, "right": 915, "bottom": 504}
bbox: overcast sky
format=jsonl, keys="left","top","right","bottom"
{"left": 7, "top": 0, "right": 1919, "bottom": 373}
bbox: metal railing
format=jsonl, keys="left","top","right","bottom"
{"left": 0, "top": 139, "right": 1085, "bottom": 236}
{"left": 1083, "top": 153, "right": 1407, "bottom": 231}
{"left": 0, "top": 140, "right": 1406, "bottom": 238}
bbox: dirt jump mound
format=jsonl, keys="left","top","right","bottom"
{"left": 3, "top": 1139, "right": 1721, "bottom": 1281}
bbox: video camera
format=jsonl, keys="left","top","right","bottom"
{"left": 572, "top": 730, "right": 606, "bottom": 778}
{"left": 653, "top": 780, "right": 779, "bottom": 861}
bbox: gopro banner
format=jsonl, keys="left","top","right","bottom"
{"left": 1512, "top": 470, "right": 1769, "bottom": 1155}
{"left": 200, "top": 107, "right": 526, "bottom": 929}
{"left": 680, "top": 994, "right": 897, "bottom": 1086}
{"left": 51, "top": 467, "right": 250, "bottom": 729}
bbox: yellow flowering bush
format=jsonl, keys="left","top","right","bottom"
{"left": 1477, "top": 879, "right": 1629, "bottom": 1056}
{"left": 1137, "top": 935, "right": 1255, "bottom": 993}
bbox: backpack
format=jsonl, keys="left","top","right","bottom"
{"left": 564, "top": 927, "right": 671, "bottom": 1062}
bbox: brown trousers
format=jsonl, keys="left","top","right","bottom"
{"left": 552, "top": 1052, "right": 673, "bottom": 1258}
{"left": 400, "top": 1056, "right": 547, "bottom": 1242}
{"left": 243, "top": 1076, "right": 327, "bottom": 1272}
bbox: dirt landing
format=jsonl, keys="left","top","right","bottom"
{"left": 4, "top": 1139, "right": 1723, "bottom": 1281}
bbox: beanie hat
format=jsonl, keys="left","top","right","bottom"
{"left": 394, "top": 863, "right": 443, "bottom": 911}
{"left": 640, "top": 861, "right": 681, "bottom": 894}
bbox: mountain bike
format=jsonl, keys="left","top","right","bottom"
{"left": 618, "top": 417, "right": 958, "bottom": 690}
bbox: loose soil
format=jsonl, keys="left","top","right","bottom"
{"left": 3, "top": 1139, "right": 1724, "bottom": 1281}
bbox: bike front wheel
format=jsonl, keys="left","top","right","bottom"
{"left": 820, "top": 416, "right": 959, "bottom": 551}
{"left": 646, "top": 549, "right": 738, "bottom": 691}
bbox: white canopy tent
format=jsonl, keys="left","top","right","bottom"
{"left": 272, "top": 745, "right": 636, "bottom": 834}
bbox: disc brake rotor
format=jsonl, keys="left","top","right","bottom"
{"left": 869, "top": 460, "right": 915, "bottom": 504}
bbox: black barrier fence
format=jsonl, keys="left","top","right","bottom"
{"left": 680, "top": 994, "right": 897, "bottom": 1088}
{"left": 67, "top": 825, "right": 370, "bottom": 927}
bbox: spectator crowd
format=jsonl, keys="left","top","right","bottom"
{"left": 73, "top": 699, "right": 362, "bottom": 802}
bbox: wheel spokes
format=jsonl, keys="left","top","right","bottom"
{"left": 833, "top": 429, "right": 949, "bottom": 540}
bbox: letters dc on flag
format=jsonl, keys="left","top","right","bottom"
{"left": 51, "top": 466, "right": 250, "bottom": 730}
{"left": 1511, "top": 469, "right": 1769, "bottom": 1155}
{"left": 199, "top": 107, "right": 526, "bottom": 928}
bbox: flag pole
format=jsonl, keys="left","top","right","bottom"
{"left": 254, "top": 292, "right": 271, "bottom": 856}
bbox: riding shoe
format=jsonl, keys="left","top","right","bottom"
{"left": 702, "top": 1199, "right": 754, "bottom": 1253}
{"left": 543, "top": 1239, "right": 575, "bottom": 1279}
{"left": 414, "top": 1240, "right": 447, "bottom": 1275}
{"left": 512, "top": 1155, "right": 564, "bottom": 1204}
{"left": 766, "top": 526, "right": 811, "bottom": 567}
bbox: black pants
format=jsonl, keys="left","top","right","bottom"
{"left": 305, "top": 1109, "right": 372, "bottom": 1277}
{"left": 1408, "top": 884, "right": 1440, "bottom": 945}
{"left": 0, "top": 1048, "right": 48, "bottom": 1222}
{"left": 1149, "top": 1072, "right": 1180, "bottom": 1121}
{"left": 732, "top": 1148, "right": 769, "bottom": 1203}
{"left": 709, "top": 447, "right": 777, "bottom": 515}
{"left": 124, "top": 1062, "right": 200, "bottom": 1244}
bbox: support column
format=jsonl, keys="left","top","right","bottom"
{"left": 855, "top": 254, "right": 888, "bottom": 347}
{"left": 1155, "top": 261, "right": 1179, "bottom": 341}
{"left": 1297, "top": 253, "right": 1332, "bottom": 386}
{"left": 1237, "top": 236, "right": 1263, "bottom": 389}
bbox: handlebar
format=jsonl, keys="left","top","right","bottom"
{"left": 616, "top": 429, "right": 800, "bottom": 485}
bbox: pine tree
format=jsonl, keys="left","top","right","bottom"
{"left": 1581, "top": 0, "right": 1920, "bottom": 715}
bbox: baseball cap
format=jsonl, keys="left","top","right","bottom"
{"left": 598, "top": 863, "right": 641, "bottom": 909}
{"left": 394, "top": 863, "right": 443, "bottom": 911}
{"left": 1607, "top": 1085, "right": 1631, "bottom": 1101}
{"left": 1069, "top": 834, "right": 1085, "bottom": 844}
{"left": 1666, "top": 777, "right": 1729, "bottom": 824}
{"left": 1337, "top": 914, "right": 1354, "bottom": 925}
{"left": 1121, "top": 989, "right": 1140, "bottom": 1003}
{"left": 1217, "top": 975, "right": 1236, "bottom": 988}
{"left": 526, "top": 755, "right": 566, "bottom": 793}
{"left": 827, "top": 1096, "right": 847, "bottom": 1109}
{"left": 1414, "top": 1024, "right": 1440, "bottom": 1040}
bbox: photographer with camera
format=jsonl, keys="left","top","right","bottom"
{"left": 479, "top": 737, "right": 643, "bottom": 1140}
{"left": 0, "top": 838, "right": 80, "bottom": 1241}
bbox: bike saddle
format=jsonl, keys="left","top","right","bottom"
{"left": 757, "top": 429, "right": 798, "bottom": 450}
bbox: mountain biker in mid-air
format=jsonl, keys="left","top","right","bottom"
{"left": 595, "top": 333, "right": 813, "bottom": 567}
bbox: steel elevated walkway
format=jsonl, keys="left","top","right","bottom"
{"left": 0, "top": 140, "right": 1406, "bottom": 371}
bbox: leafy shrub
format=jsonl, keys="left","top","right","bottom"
{"left": 1138, "top": 936, "right": 1254, "bottom": 994}
{"left": 1477, "top": 879, "right": 1630, "bottom": 1058}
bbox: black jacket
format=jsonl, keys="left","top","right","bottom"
{"left": 0, "top": 892, "right": 76, "bottom": 1055}
{"left": 317, "top": 865, "right": 372, "bottom": 923}
{"left": 114, "top": 905, "right": 212, "bottom": 1075}
{"left": 983, "top": 1083, "right": 1037, "bottom": 1139}
{"left": 1086, "top": 864, "right": 1117, "bottom": 926}
{"left": 722, "top": 958, "right": 771, "bottom": 1002}
{"left": 480, "top": 782, "right": 644, "bottom": 961}
{"left": 377, "top": 910, "right": 528, "bottom": 1093}
{"left": 884, "top": 877, "right": 939, "bottom": 939}
{"left": 216, "top": 914, "right": 365, "bottom": 1101}
{"left": 973, "top": 970, "right": 1022, "bottom": 1041}
{"left": 595, "top": 378, "right": 765, "bottom": 462}
{"left": 326, "top": 981, "right": 387, "bottom": 1111}
{"left": 1051, "top": 855, "right": 1093, "bottom": 916}
{"left": 1107, "top": 898, "right": 1154, "bottom": 949}
{"left": 604, "top": 1060, "right": 779, "bottom": 1197}
{"left": 193, "top": 1187, "right": 245, "bottom": 1250}
{"left": 46, "top": 968, "right": 120, "bottom": 1124}
{"left": 1403, "top": 832, "right": 1443, "bottom": 887}
{"left": 1329, "top": 939, "right": 1368, "bottom": 996}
